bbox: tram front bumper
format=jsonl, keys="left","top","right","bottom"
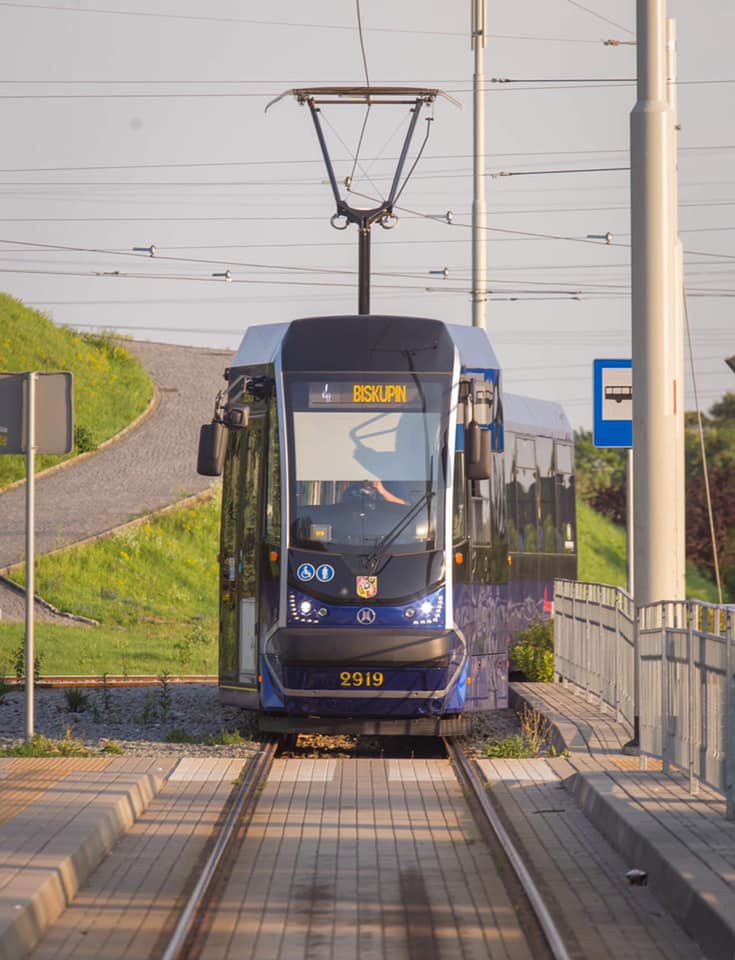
{"left": 260, "top": 627, "right": 468, "bottom": 717}
{"left": 271, "top": 627, "right": 455, "bottom": 664}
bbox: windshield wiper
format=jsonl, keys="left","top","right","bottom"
{"left": 364, "top": 491, "right": 435, "bottom": 573}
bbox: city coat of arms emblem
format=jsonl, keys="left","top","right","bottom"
{"left": 356, "top": 576, "right": 378, "bottom": 599}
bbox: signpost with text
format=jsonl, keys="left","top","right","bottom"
{"left": 0, "top": 372, "right": 73, "bottom": 738}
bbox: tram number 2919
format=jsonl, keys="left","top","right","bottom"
{"left": 339, "top": 670, "right": 384, "bottom": 688}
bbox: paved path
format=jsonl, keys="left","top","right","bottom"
{"left": 0, "top": 339, "right": 231, "bottom": 620}
{"left": 512, "top": 680, "right": 735, "bottom": 960}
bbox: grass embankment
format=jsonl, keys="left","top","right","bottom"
{"left": 0, "top": 493, "right": 220, "bottom": 676}
{"left": 577, "top": 500, "right": 719, "bottom": 602}
{"left": 0, "top": 293, "right": 152, "bottom": 488}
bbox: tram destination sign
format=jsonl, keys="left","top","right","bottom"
{"left": 308, "top": 381, "right": 420, "bottom": 408}
{"left": 0, "top": 372, "right": 74, "bottom": 455}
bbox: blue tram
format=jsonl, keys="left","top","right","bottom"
{"left": 197, "top": 314, "right": 576, "bottom": 735}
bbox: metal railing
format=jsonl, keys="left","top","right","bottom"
{"left": 553, "top": 579, "right": 636, "bottom": 727}
{"left": 553, "top": 580, "right": 735, "bottom": 819}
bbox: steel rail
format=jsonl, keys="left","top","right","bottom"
{"left": 444, "top": 738, "right": 572, "bottom": 960}
{"left": 161, "top": 737, "right": 279, "bottom": 960}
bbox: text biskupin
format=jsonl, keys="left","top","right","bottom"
{"left": 352, "top": 383, "right": 407, "bottom": 404}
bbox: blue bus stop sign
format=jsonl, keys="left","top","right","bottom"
{"left": 593, "top": 358, "right": 632, "bottom": 448}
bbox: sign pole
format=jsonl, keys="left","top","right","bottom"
{"left": 626, "top": 447, "right": 634, "bottom": 595}
{"left": 25, "top": 371, "right": 35, "bottom": 740}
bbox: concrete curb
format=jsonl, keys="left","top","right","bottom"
{"left": 0, "top": 764, "right": 170, "bottom": 960}
{"left": 566, "top": 769, "right": 735, "bottom": 960}
{"left": 508, "top": 684, "right": 588, "bottom": 755}
{"left": 511, "top": 683, "right": 735, "bottom": 960}
{"left": 0, "top": 572, "right": 98, "bottom": 625}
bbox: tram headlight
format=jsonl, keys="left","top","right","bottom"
{"left": 406, "top": 591, "right": 445, "bottom": 625}
{"left": 299, "top": 600, "right": 313, "bottom": 615}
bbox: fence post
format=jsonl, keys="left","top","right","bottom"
{"left": 585, "top": 583, "right": 592, "bottom": 704}
{"left": 614, "top": 594, "right": 621, "bottom": 723}
{"left": 567, "top": 586, "right": 575, "bottom": 692}
{"left": 726, "top": 610, "right": 735, "bottom": 820}
{"left": 688, "top": 603, "right": 699, "bottom": 795}
{"left": 662, "top": 603, "right": 670, "bottom": 776}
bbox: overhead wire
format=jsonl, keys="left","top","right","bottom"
{"left": 0, "top": 3, "right": 605, "bottom": 43}
{"left": 565, "top": 0, "right": 634, "bottom": 35}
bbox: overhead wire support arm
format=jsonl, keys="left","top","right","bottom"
{"left": 266, "top": 85, "right": 459, "bottom": 315}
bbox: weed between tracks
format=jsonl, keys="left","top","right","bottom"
{"left": 481, "top": 708, "right": 552, "bottom": 759}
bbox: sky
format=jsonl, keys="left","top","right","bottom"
{"left": 0, "top": 0, "right": 734, "bottom": 429}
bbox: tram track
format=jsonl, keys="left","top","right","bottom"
{"left": 161, "top": 737, "right": 279, "bottom": 960}
{"left": 2, "top": 674, "right": 217, "bottom": 689}
{"left": 155, "top": 734, "right": 570, "bottom": 960}
{"left": 445, "top": 737, "right": 571, "bottom": 960}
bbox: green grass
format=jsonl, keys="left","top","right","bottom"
{"left": 0, "top": 293, "right": 152, "bottom": 488}
{"left": 577, "top": 500, "right": 719, "bottom": 602}
{"left": 0, "top": 731, "right": 93, "bottom": 757}
{"left": 1, "top": 493, "right": 220, "bottom": 676}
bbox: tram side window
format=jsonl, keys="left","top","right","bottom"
{"left": 504, "top": 430, "right": 519, "bottom": 550}
{"left": 264, "top": 401, "right": 281, "bottom": 545}
{"left": 240, "top": 416, "right": 264, "bottom": 599}
{"left": 554, "top": 441, "right": 575, "bottom": 552}
{"left": 469, "top": 477, "right": 492, "bottom": 545}
{"left": 515, "top": 436, "right": 538, "bottom": 552}
{"left": 452, "top": 453, "right": 466, "bottom": 542}
{"left": 536, "top": 436, "right": 555, "bottom": 552}
{"left": 221, "top": 431, "right": 243, "bottom": 565}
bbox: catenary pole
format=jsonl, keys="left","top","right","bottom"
{"left": 631, "top": 0, "right": 677, "bottom": 607}
{"left": 667, "top": 17, "right": 686, "bottom": 601}
{"left": 471, "top": 0, "right": 487, "bottom": 329}
{"left": 25, "top": 371, "right": 35, "bottom": 740}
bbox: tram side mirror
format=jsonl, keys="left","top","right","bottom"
{"left": 197, "top": 421, "right": 226, "bottom": 476}
{"left": 465, "top": 421, "right": 491, "bottom": 480}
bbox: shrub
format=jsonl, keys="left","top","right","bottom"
{"left": 482, "top": 735, "right": 532, "bottom": 759}
{"left": 74, "top": 424, "right": 97, "bottom": 453}
{"left": 64, "top": 687, "right": 89, "bottom": 713}
{"left": 205, "top": 729, "right": 246, "bottom": 746}
{"left": 165, "top": 728, "right": 194, "bottom": 743}
{"left": 511, "top": 620, "right": 554, "bottom": 683}
{"left": 0, "top": 729, "right": 91, "bottom": 757}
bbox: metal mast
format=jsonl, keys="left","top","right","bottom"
{"left": 471, "top": 0, "right": 487, "bottom": 329}
{"left": 667, "top": 17, "right": 686, "bottom": 601}
{"left": 631, "top": 0, "right": 678, "bottom": 606}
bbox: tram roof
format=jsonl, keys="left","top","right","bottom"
{"left": 504, "top": 392, "right": 573, "bottom": 442}
{"left": 232, "top": 317, "right": 501, "bottom": 370}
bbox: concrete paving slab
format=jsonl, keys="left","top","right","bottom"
{"left": 29, "top": 756, "right": 247, "bottom": 960}
{"left": 512, "top": 680, "right": 735, "bottom": 960}
{"left": 0, "top": 757, "right": 176, "bottom": 960}
{"left": 474, "top": 756, "right": 702, "bottom": 960}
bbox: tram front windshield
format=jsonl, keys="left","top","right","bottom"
{"left": 286, "top": 374, "right": 450, "bottom": 555}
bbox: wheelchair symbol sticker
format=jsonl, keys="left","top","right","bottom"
{"left": 316, "top": 564, "right": 335, "bottom": 583}
{"left": 297, "top": 563, "right": 315, "bottom": 582}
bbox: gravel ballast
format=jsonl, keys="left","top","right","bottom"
{"left": 0, "top": 683, "right": 259, "bottom": 757}
{"left": 0, "top": 683, "right": 527, "bottom": 758}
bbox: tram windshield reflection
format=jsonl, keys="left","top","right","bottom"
{"left": 285, "top": 373, "right": 449, "bottom": 554}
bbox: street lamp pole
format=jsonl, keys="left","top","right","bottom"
{"left": 471, "top": 0, "right": 487, "bottom": 329}
{"left": 631, "top": 0, "right": 678, "bottom": 608}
